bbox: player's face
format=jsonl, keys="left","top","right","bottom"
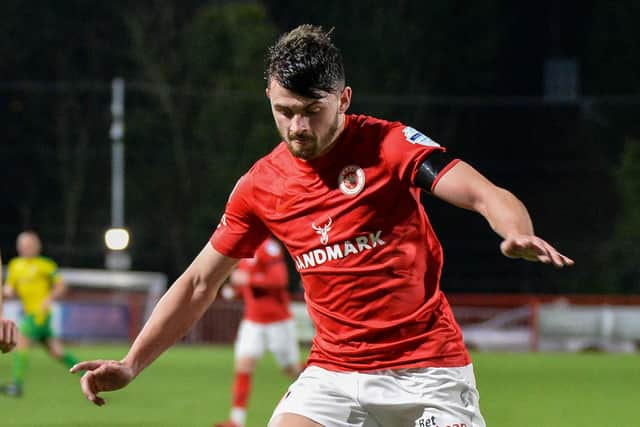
{"left": 16, "top": 233, "right": 41, "bottom": 258}
{"left": 267, "top": 80, "right": 351, "bottom": 160}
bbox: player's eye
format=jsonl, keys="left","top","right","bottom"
{"left": 278, "top": 108, "right": 294, "bottom": 119}
{"left": 306, "top": 105, "right": 322, "bottom": 115}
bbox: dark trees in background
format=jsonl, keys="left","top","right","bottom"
{"left": 1, "top": 0, "right": 639, "bottom": 293}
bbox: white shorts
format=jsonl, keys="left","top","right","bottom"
{"left": 234, "top": 318, "right": 299, "bottom": 368}
{"left": 269, "top": 364, "right": 486, "bottom": 427}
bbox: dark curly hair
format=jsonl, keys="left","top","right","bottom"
{"left": 265, "top": 24, "right": 345, "bottom": 99}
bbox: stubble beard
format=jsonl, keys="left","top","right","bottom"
{"left": 285, "top": 112, "right": 341, "bottom": 161}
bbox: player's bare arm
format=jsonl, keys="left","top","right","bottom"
{"left": 71, "top": 243, "right": 239, "bottom": 405}
{"left": 430, "top": 160, "right": 574, "bottom": 267}
{"left": 0, "top": 280, "right": 16, "bottom": 354}
{"left": 0, "top": 318, "right": 17, "bottom": 354}
{"left": 0, "top": 256, "right": 17, "bottom": 354}
{"left": 0, "top": 254, "right": 3, "bottom": 316}
{"left": 42, "top": 278, "right": 66, "bottom": 311}
{"left": 2, "top": 285, "right": 15, "bottom": 299}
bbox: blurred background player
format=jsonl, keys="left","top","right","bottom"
{"left": 0, "top": 251, "right": 17, "bottom": 354}
{"left": 1, "top": 230, "right": 79, "bottom": 397}
{"left": 215, "top": 236, "right": 301, "bottom": 427}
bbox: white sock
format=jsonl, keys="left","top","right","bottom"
{"left": 230, "top": 407, "right": 246, "bottom": 427}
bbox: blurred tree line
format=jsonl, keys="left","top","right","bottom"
{"left": 1, "top": 0, "right": 639, "bottom": 293}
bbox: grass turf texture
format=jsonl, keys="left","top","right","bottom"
{"left": 0, "top": 345, "right": 637, "bottom": 426}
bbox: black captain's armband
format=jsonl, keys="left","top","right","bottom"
{"left": 413, "top": 151, "right": 455, "bottom": 192}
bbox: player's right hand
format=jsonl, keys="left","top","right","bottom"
{"left": 0, "top": 319, "right": 17, "bottom": 353}
{"left": 70, "top": 360, "right": 135, "bottom": 406}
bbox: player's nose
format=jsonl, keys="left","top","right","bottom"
{"left": 289, "top": 114, "right": 310, "bottom": 135}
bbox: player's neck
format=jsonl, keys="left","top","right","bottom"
{"left": 313, "top": 113, "right": 347, "bottom": 159}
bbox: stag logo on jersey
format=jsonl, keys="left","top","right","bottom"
{"left": 312, "top": 217, "right": 332, "bottom": 245}
{"left": 338, "top": 165, "right": 365, "bottom": 196}
{"left": 403, "top": 126, "right": 439, "bottom": 147}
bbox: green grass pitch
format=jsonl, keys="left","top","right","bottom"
{"left": 0, "top": 345, "right": 637, "bottom": 426}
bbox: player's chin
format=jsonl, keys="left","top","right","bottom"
{"left": 288, "top": 143, "right": 316, "bottom": 160}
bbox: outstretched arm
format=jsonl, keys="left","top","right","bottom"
{"left": 71, "top": 243, "right": 238, "bottom": 405}
{"left": 431, "top": 160, "right": 574, "bottom": 267}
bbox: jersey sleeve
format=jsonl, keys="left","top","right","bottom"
{"left": 210, "top": 172, "right": 270, "bottom": 259}
{"left": 381, "top": 123, "right": 457, "bottom": 188}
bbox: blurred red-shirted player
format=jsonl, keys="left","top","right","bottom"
{"left": 215, "top": 237, "right": 300, "bottom": 427}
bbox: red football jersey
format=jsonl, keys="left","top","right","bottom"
{"left": 234, "top": 237, "right": 291, "bottom": 323}
{"left": 211, "top": 114, "right": 470, "bottom": 371}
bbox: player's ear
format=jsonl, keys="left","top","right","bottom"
{"left": 338, "top": 86, "right": 351, "bottom": 114}
{"left": 265, "top": 87, "right": 271, "bottom": 99}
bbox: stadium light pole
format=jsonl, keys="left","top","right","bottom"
{"left": 105, "top": 77, "right": 131, "bottom": 270}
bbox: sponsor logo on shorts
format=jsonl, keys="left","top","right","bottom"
{"left": 415, "top": 414, "right": 467, "bottom": 427}
{"left": 415, "top": 415, "right": 438, "bottom": 427}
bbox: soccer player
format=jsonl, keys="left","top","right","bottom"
{"left": 1, "top": 231, "right": 79, "bottom": 397}
{"left": 215, "top": 236, "right": 301, "bottom": 427}
{"left": 0, "top": 251, "right": 18, "bottom": 354}
{"left": 71, "top": 25, "right": 574, "bottom": 427}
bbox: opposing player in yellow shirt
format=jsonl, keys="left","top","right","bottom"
{"left": 0, "top": 251, "right": 17, "bottom": 354}
{"left": 1, "top": 231, "right": 79, "bottom": 397}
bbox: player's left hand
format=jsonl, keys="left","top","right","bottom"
{"left": 0, "top": 319, "right": 17, "bottom": 353}
{"left": 500, "top": 235, "right": 575, "bottom": 268}
{"left": 70, "top": 360, "right": 135, "bottom": 406}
